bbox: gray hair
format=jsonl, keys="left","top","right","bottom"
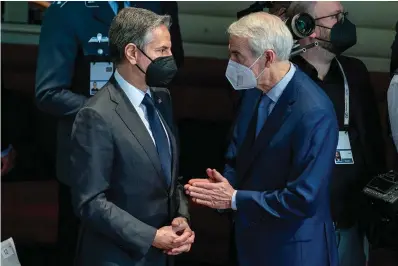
{"left": 109, "top": 7, "right": 171, "bottom": 65}
{"left": 286, "top": 1, "right": 316, "bottom": 17}
{"left": 227, "top": 12, "right": 294, "bottom": 61}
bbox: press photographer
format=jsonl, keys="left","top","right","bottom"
{"left": 269, "top": 1, "right": 387, "bottom": 266}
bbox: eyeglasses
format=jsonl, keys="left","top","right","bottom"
{"left": 316, "top": 11, "right": 349, "bottom": 23}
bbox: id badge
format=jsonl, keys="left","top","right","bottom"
{"left": 90, "top": 62, "right": 113, "bottom": 95}
{"left": 335, "top": 131, "right": 354, "bottom": 164}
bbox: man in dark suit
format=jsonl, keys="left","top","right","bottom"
{"left": 69, "top": 7, "right": 193, "bottom": 266}
{"left": 35, "top": 2, "right": 184, "bottom": 265}
{"left": 186, "top": 12, "right": 339, "bottom": 266}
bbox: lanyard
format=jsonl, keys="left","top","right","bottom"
{"left": 335, "top": 59, "right": 350, "bottom": 128}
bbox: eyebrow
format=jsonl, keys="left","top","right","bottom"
{"left": 230, "top": 49, "right": 241, "bottom": 55}
{"left": 156, "top": 45, "right": 170, "bottom": 50}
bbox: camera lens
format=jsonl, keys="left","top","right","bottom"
{"left": 286, "top": 13, "right": 316, "bottom": 39}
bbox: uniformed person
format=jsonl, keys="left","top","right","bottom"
{"left": 35, "top": 1, "right": 183, "bottom": 265}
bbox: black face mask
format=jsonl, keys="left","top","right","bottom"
{"left": 136, "top": 48, "right": 178, "bottom": 87}
{"left": 315, "top": 13, "right": 357, "bottom": 55}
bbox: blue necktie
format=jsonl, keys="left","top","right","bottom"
{"left": 141, "top": 94, "right": 171, "bottom": 184}
{"left": 256, "top": 94, "right": 272, "bottom": 137}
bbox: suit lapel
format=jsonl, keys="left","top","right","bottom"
{"left": 236, "top": 81, "right": 298, "bottom": 186}
{"left": 109, "top": 78, "right": 168, "bottom": 188}
{"left": 91, "top": 1, "right": 115, "bottom": 27}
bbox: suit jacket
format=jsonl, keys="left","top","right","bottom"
{"left": 35, "top": 1, "right": 183, "bottom": 185}
{"left": 223, "top": 69, "right": 339, "bottom": 266}
{"left": 69, "top": 77, "right": 189, "bottom": 266}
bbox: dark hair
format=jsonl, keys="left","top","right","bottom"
{"left": 109, "top": 7, "right": 171, "bottom": 65}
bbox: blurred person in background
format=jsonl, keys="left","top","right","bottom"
{"left": 272, "top": 1, "right": 386, "bottom": 265}
{"left": 388, "top": 21, "right": 398, "bottom": 153}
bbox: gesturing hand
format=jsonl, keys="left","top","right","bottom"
{"left": 166, "top": 217, "right": 195, "bottom": 256}
{"left": 185, "top": 168, "right": 236, "bottom": 210}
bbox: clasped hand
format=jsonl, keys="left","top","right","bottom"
{"left": 185, "top": 168, "right": 236, "bottom": 210}
{"left": 152, "top": 217, "right": 195, "bottom": 255}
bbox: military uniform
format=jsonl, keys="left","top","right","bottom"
{"left": 35, "top": 2, "right": 183, "bottom": 265}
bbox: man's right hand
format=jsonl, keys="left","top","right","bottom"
{"left": 186, "top": 168, "right": 218, "bottom": 188}
{"left": 152, "top": 226, "right": 179, "bottom": 250}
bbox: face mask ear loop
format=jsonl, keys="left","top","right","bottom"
{"left": 256, "top": 66, "right": 267, "bottom": 80}
{"left": 136, "top": 47, "right": 154, "bottom": 62}
{"left": 249, "top": 53, "right": 263, "bottom": 69}
{"left": 248, "top": 53, "right": 267, "bottom": 80}
{"left": 135, "top": 46, "right": 153, "bottom": 75}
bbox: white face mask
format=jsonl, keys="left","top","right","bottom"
{"left": 225, "top": 55, "right": 266, "bottom": 90}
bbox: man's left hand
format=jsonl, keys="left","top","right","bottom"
{"left": 185, "top": 168, "right": 236, "bottom": 209}
{"left": 166, "top": 217, "right": 195, "bottom": 255}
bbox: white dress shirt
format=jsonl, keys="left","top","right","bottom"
{"left": 114, "top": 70, "right": 170, "bottom": 151}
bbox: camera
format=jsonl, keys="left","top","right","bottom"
{"left": 363, "top": 170, "right": 398, "bottom": 216}
{"left": 237, "top": 1, "right": 319, "bottom": 57}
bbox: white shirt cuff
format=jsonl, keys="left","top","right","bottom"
{"left": 231, "top": 190, "right": 238, "bottom": 210}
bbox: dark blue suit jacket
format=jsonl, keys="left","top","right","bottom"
{"left": 224, "top": 69, "right": 339, "bottom": 266}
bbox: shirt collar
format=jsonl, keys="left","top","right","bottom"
{"left": 114, "top": 69, "right": 151, "bottom": 108}
{"left": 266, "top": 63, "right": 296, "bottom": 103}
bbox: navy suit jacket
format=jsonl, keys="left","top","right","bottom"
{"left": 224, "top": 69, "right": 339, "bottom": 266}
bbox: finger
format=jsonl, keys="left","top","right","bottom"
{"left": 173, "top": 230, "right": 192, "bottom": 244}
{"left": 193, "top": 198, "right": 214, "bottom": 208}
{"left": 192, "top": 182, "right": 219, "bottom": 190}
{"left": 188, "top": 178, "right": 211, "bottom": 185}
{"left": 211, "top": 169, "right": 226, "bottom": 182}
{"left": 179, "top": 232, "right": 195, "bottom": 246}
{"left": 206, "top": 168, "right": 214, "bottom": 179}
{"left": 171, "top": 217, "right": 185, "bottom": 227}
{"left": 168, "top": 244, "right": 191, "bottom": 255}
{"left": 189, "top": 191, "right": 212, "bottom": 201}
{"left": 172, "top": 222, "right": 189, "bottom": 233}
{"left": 188, "top": 185, "right": 213, "bottom": 194}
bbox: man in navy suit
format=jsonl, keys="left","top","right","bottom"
{"left": 185, "top": 12, "right": 339, "bottom": 266}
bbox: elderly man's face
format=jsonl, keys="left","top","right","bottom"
{"left": 138, "top": 25, "right": 172, "bottom": 71}
{"left": 228, "top": 35, "right": 264, "bottom": 77}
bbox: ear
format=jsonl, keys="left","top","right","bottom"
{"left": 125, "top": 43, "right": 138, "bottom": 65}
{"left": 263, "top": 50, "right": 276, "bottom": 68}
